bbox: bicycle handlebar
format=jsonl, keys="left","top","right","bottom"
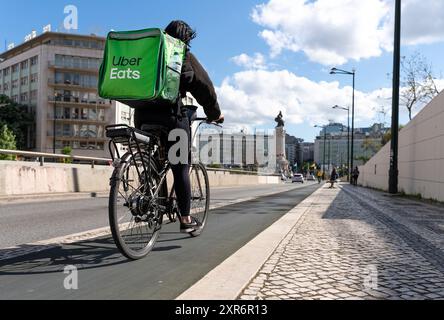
{"left": 195, "top": 117, "right": 224, "bottom": 125}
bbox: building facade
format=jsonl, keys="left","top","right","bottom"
{"left": 314, "top": 122, "right": 388, "bottom": 170}
{"left": 0, "top": 32, "right": 115, "bottom": 158}
{"left": 198, "top": 129, "right": 275, "bottom": 171}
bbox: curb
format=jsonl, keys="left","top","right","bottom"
{"left": 176, "top": 185, "right": 326, "bottom": 300}
{"left": 0, "top": 192, "right": 109, "bottom": 204}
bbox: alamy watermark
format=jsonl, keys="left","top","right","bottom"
{"left": 63, "top": 265, "right": 78, "bottom": 290}
{"left": 64, "top": 5, "right": 78, "bottom": 31}
{"left": 166, "top": 128, "right": 279, "bottom": 172}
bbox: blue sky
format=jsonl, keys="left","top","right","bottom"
{"left": 1, "top": 0, "right": 444, "bottom": 142}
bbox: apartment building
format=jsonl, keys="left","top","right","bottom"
{"left": 0, "top": 32, "right": 115, "bottom": 158}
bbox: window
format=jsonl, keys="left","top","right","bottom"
{"left": 21, "top": 60, "right": 28, "bottom": 70}
{"left": 30, "top": 90, "right": 37, "bottom": 101}
{"left": 11, "top": 95, "right": 18, "bottom": 103}
{"left": 12, "top": 79, "right": 18, "bottom": 89}
{"left": 64, "top": 107, "right": 71, "bottom": 119}
{"left": 73, "top": 125, "right": 80, "bottom": 137}
{"left": 63, "top": 124, "right": 71, "bottom": 136}
{"left": 98, "top": 109, "right": 105, "bottom": 121}
{"left": 12, "top": 64, "right": 19, "bottom": 73}
{"left": 72, "top": 108, "right": 80, "bottom": 120}
{"left": 81, "top": 109, "right": 88, "bottom": 120}
{"left": 89, "top": 108, "right": 97, "bottom": 121}
{"left": 63, "top": 39, "right": 73, "bottom": 46}
{"left": 21, "top": 76, "right": 28, "bottom": 86}
{"left": 81, "top": 92, "right": 88, "bottom": 103}
{"left": 89, "top": 92, "right": 97, "bottom": 104}
{"left": 3, "top": 68, "right": 10, "bottom": 76}
{"left": 3, "top": 83, "right": 8, "bottom": 91}
{"left": 30, "top": 73, "right": 38, "bottom": 83}
{"left": 20, "top": 92, "right": 28, "bottom": 102}
{"left": 55, "top": 106, "right": 63, "bottom": 119}
{"left": 55, "top": 124, "right": 63, "bottom": 136}
{"left": 30, "top": 56, "right": 38, "bottom": 66}
{"left": 97, "top": 126, "right": 104, "bottom": 138}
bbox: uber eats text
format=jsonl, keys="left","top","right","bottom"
{"left": 110, "top": 56, "right": 142, "bottom": 80}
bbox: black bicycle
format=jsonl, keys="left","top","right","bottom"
{"left": 106, "top": 106, "right": 221, "bottom": 260}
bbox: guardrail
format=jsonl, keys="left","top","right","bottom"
{"left": 206, "top": 167, "right": 279, "bottom": 176}
{"left": 0, "top": 149, "right": 279, "bottom": 176}
{"left": 0, "top": 149, "right": 110, "bottom": 168}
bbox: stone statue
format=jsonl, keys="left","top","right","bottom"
{"left": 275, "top": 111, "right": 285, "bottom": 128}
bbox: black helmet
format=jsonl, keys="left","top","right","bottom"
{"left": 165, "top": 20, "right": 196, "bottom": 46}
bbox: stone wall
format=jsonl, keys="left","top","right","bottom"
{"left": 358, "top": 91, "right": 444, "bottom": 201}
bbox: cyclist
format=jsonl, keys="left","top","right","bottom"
{"left": 134, "top": 20, "right": 224, "bottom": 234}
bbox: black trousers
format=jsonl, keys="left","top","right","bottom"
{"left": 135, "top": 107, "right": 192, "bottom": 216}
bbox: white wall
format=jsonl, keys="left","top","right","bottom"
{"left": 0, "top": 161, "right": 280, "bottom": 196}
{"left": 358, "top": 91, "right": 444, "bottom": 201}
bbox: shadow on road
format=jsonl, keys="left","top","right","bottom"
{"left": 0, "top": 231, "right": 187, "bottom": 276}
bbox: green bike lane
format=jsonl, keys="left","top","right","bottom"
{"left": 0, "top": 183, "right": 320, "bottom": 300}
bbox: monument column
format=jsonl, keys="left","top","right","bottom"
{"left": 275, "top": 112, "right": 289, "bottom": 176}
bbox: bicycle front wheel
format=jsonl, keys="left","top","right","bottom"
{"left": 189, "top": 163, "right": 210, "bottom": 237}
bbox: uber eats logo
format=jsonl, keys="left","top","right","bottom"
{"left": 110, "top": 56, "right": 142, "bottom": 80}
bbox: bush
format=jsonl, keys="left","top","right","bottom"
{"left": 0, "top": 124, "right": 17, "bottom": 160}
{"left": 61, "top": 146, "right": 73, "bottom": 164}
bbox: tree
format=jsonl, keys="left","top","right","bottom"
{"left": 401, "top": 52, "right": 440, "bottom": 120}
{"left": 0, "top": 94, "right": 35, "bottom": 150}
{"left": 0, "top": 124, "right": 17, "bottom": 160}
{"left": 61, "top": 146, "right": 73, "bottom": 164}
{"left": 381, "top": 125, "right": 405, "bottom": 146}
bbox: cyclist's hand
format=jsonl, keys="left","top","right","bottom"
{"left": 214, "top": 114, "right": 225, "bottom": 124}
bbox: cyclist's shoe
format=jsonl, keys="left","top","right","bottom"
{"left": 180, "top": 217, "right": 202, "bottom": 233}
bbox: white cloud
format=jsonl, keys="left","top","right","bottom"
{"left": 251, "top": 0, "right": 444, "bottom": 66}
{"left": 216, "top": 69, "right": 394, "bottom": 131}
{"left": 401, "top": 0, "right": 444, "bottom": 45}
{"left": 231, "top": 53, "right": 268, "bottom": 70}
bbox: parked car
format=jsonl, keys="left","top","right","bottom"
{"left": 306, "top": 174, "right": 316, "bottom": 181}
{"left": 292, "top": 173, "right": 305, "bottom": 183}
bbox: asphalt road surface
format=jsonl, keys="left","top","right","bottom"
{"left": 0, "top": 182, "right": 319, "bottom": 300}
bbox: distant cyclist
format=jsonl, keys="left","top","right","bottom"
{"left": 134, "top": 20, "right": 224, "bottom": 233}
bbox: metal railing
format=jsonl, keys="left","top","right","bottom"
{"left": 206, "top": 167, "right": 279, "bottom": 176}
{"left": 0, "top": 149, "right": 279, "bottom": 176}
{"left": 0, "top": 149, "right": 110, "bottom": 168}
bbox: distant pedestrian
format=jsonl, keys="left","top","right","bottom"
{"left": 329, "top": 167, "right": 338, "bottom": 188}
{"left": 317, "top": 170, "right": 322, "bottom": 184}
{"left": 352, "top": 167, "right": 360, "bottom": 186}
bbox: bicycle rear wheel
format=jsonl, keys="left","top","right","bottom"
{"left": 189, "top": 163, "right": 210, "bottom": 237}
{"left": 109, "top": 152, "right": 166, "bottom": 260}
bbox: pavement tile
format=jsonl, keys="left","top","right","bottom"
{"left": 239, "top": 184, "right": 444, "bottom": 301}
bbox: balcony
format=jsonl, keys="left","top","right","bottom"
{"left": 47, "top": 96, "right": 112, "bottom": 108}
{"left": 47, "top": 61, "right": 99, "bottom": 74}
{"left": 47, "top": 79, "right": 98, "bottom": 92}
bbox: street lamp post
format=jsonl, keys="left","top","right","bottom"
{"left": 315, "top": 124, "right": 329, "bottom": 180}
{"left": 333, "top": 105, "right": 350, "bottom": 181}
{"left": 330, "top": 68, "right": 356, "bottom": 179}
{"left": 389, "top": 0, "right": 401, "bottom": 194}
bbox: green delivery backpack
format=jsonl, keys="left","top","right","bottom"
{"left": 98, "top": 28, "right": 186, "bottom": 108}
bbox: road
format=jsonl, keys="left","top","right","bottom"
{"left": 0, "top": 182, "right": 319, "bottom": 300}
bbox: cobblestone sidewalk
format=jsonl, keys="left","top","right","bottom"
{"left": 239, "top": 184, "right": 444, "bottom": 300}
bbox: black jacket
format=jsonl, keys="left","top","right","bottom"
{"left": 134, "top": 51, "right": 221, "bottom": 128}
